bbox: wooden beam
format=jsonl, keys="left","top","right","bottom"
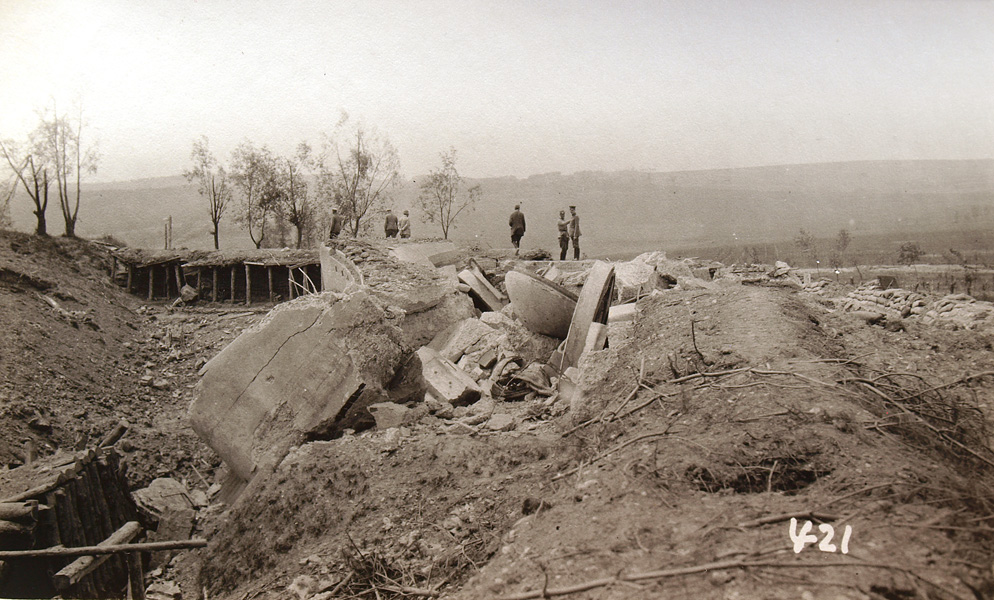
{"left": 212, "top": 267, "right": 218, "bottom": 303}
{"left": 2, "top": 536, "right": 206, "bottom": 560}
{"left": 244, "top": 264, "right": 252, "bottom": 306}
{"left": 174, "top": 265, "right": 183, "bottom": 294}
{"left": 53, "top": 521, "right": 142, "bottom": 591}
{"left": 126, "top": 265, "right": 133, "bottom": 294}
{"left": 267, "top": 266, "right": 274, "bottom": 302}
{"left": 229, "top": 267, "right": 236, "bottom": 303}
{"left": 288, "top": 267, "right": 295, "bottom": 300}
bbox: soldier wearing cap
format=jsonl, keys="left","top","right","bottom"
{"left": 399, "top": 210, "right": 411, "bottom": 238}
{"left": 567, "top": 205, "right": 581, "bottom": 260}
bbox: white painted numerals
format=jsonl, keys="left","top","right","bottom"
{"left": 789, "top": 518, "right": 851, "bottom": 554}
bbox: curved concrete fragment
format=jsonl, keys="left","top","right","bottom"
{"left": 505, "top": 269, "right": 578, "bottom": 339}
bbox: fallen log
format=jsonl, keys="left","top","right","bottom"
{"left": 0, "top": 500, "right": 39, "bottom": 523}
{"left": 52, "top": 521, "right": 142, "bottom": 591}
{"left": 98, "top": 420, "right": 129, "bottom": 448}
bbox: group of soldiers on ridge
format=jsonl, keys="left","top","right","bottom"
{"left": 327, "top": 204, "right": 582, "bottom": 261}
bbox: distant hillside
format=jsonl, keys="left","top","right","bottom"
{"left": 8, "top": 159, "right": 993, "bottom": 257}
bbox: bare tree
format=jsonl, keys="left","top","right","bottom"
{"left": 417, "top": 147, "right": 481, "bottom": 240}
{"left": 267, "top": 143, "right": 315, "bottom": 249}
{"left": 184, "top": 136, "right": 231, "bottom": 250}
{"left": 230, "top": 141, "right": 277, "bottom": 248}
{"left": 317, "top": 113, "right": 400, "bottom": 236}
{"left": 1, "top": 137, "right": 51, "bottom": 236}
{"left": 40, "top": 101, "right": 99, "bottom": 238}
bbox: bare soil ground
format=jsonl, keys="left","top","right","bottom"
{"left": 2, "top": 229, "right": 993, "bottom": 600}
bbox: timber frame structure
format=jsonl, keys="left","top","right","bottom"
{"left": 111, "top": 249, "right": 323, "bottom": 305}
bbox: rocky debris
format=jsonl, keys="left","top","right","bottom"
{"left": 416, "top": 347, "right": 482, "bottom": 407}
{"left": 134, "top": 477, "right": 196, "bottom": 567}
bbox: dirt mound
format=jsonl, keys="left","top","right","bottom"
{"left": 189, "top": 281, "right": 994, "bottom": 599}
{"left": 0, "top": 230, "right": 227, "bottom": 489}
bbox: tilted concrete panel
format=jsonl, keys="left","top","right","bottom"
{"left": 189, "top": 291, "right": 407, "bottom": 483}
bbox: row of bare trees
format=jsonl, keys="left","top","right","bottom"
{"left": 1, "top": 101, "right": 99, "bottom": 237}
{"left": 188, "top": 114, "right": 482, "bottom": 249}
{"left": 187, "top": 114, "right": 404, "bottom": 250}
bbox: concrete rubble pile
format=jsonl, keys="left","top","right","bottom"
{"left": 191, "top": 244, "right": 724, "bottom": 501}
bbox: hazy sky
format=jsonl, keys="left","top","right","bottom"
{"left": 1, "top": 0, "right": 992, "bottom": 183}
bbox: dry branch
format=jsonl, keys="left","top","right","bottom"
{"left": 498, "top": 556, "right": 966, "bottom": 600}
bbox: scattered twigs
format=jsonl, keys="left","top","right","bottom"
{"left": 553, "top": 429, "right": 673, "bottom": 482}
{"left": 737, "top": 511, "right": 840, "bottom": 529}
{"left": 498, "top": 555, "right": 966, "bottom": 600}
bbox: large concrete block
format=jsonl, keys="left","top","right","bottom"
{"left": 189, "top": 291, "right": 406, "bottom": 482}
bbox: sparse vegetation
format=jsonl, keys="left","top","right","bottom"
{"left": 898, "top": 241, "right": 925, "bottom": 265}
{"left": 317, "top": 113, "right": 400, "bottom": 237}
{"left": 417, "top": 147, "right": 482, "bottom": 239}
{"left": 184, "top": 136, "right": 231, "bottom": 250}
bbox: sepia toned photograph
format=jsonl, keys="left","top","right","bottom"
{"left": 1, "top": 1, "right": 993, "bottom": 598}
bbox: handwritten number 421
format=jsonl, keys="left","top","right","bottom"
{"left": 789, "top": 518, "right": 852, "bottom": 554}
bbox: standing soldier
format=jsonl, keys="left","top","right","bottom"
{"left": 557, "top": 210, "right": 570, "bottom": 261}
{"left": 329, "top": 207, "right": 344, "bottom": 239}
{"left": 567, "top": 205, "right": 581, "bottom": 260}
{"left": 509, "top": 204, "right": 526, "bottom": 255}
{"left": 384, "top": 209, "right": 399, "bottom": 238}
{"left": 398, "top": 210, "right": 411, "bottom": 239}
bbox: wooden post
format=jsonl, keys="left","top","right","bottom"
{"left": 267, "top": 266, "right": 274, "bottom": 302}
{"left": 126, "top": 551, "right": 145, "bottom": 600}
{"left": 126, "top": 266, "right": 133, "bottom": 294}
{"left": 174, "top": 265, "right": 183, "bottom": 294}
{"left": 147, "top": 268, "right": 154, "bottom": 301}
{"left": 196, "top": 269, "right": 203, "bottom": 299}
{"left": 111, "top": 257, "right": 117, "bottom": 280}
{"left": 229, "top": 267, "right": 236, "bottom": 303}
{"left": 244, "top": 264, "right": 252, "bottom": 306}
{"left": 212, "top": 267, "right": 218, "bottom": 303}
{"left": 288, "top": 267, "right": 295, "bottom": 300}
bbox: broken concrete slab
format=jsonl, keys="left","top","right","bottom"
{"left": 389, "top": 241, "right": 461, "bottom": 268}
{"left": 427, "top": 317, "right": 496, "bottom": 363}
{"left": 133, "top": 478, "right": 195, "bottom": 567}
{"left": 395, "top": 291, "right": 476, "bottom": 349}
{"left": 504, "top": 268, "right": 578, "bottom": 339}
{"left": 319, "top": 244, "right": 364, "bottom": 293}
{"left": 582, "top": 322, "right": 608, "bottom": 355}
{"left": 560, "top": 261, "right": 615, "bottom": 371}
{"left": 416, "top": 347, "right": 482, "bottom": 407}
{"left": 459, "top": 267, "right": 507, "bottom": 312}
{"left": 479, "top": 311, "right": 561, "bottom": 365}
{"left": 608, "top": 303, "right": 638, "bottom": 323}
{"left": 190, "top": 290, "right": 407, "bottom": 484}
